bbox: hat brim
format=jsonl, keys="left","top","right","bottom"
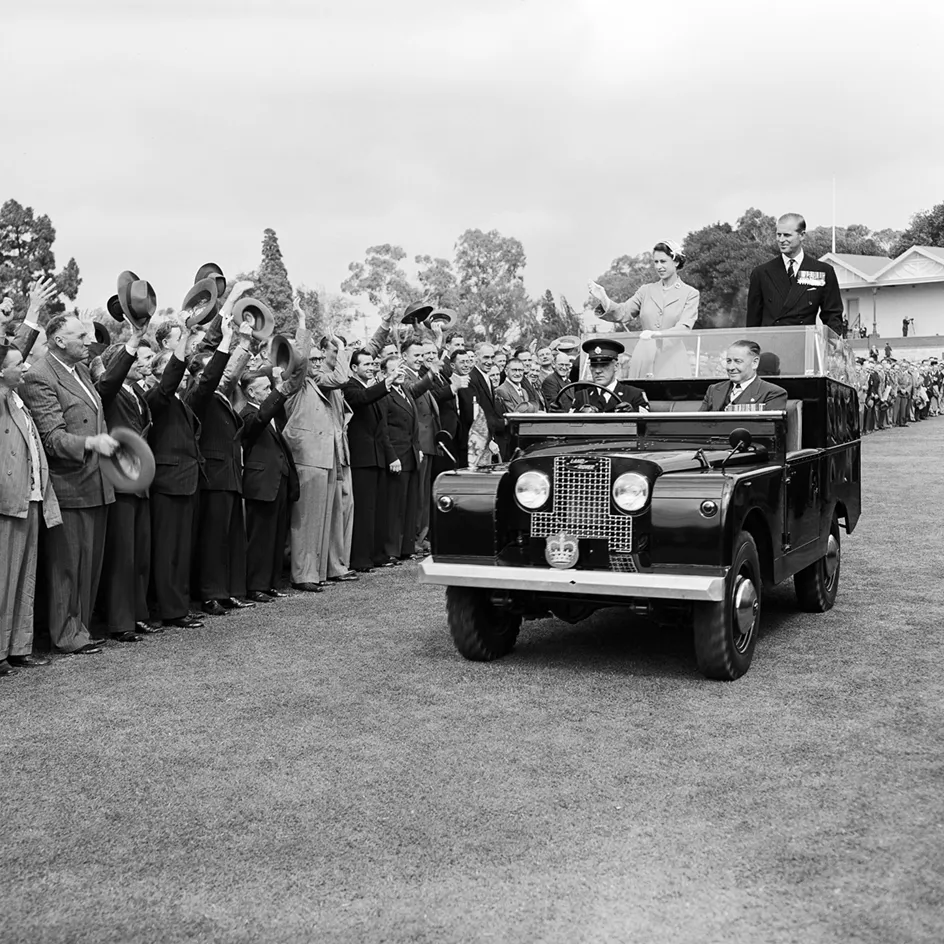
{"left": 233, "top": 297, "right": 275, "bottom": 340}
{"left": 551, "top": 335, "right": 581, "bottom": 352}
{"left": 107, "top": 295, "right": 125, "bottom": 322}
{"left": 428, "top": 308, "right": 457, "bottom": 330}
{"left": 181, "top": 278, "right": 220, "bottom": 327}
{"left": 269, "top": 334, "right": 296, "bottom": 375}
{"left": 401, "top": 303, "right": 434, "bottom": 325}
{"left": 101, "top": 427, "right": 155, "bottom": 493}
{"left": 117, "top": 270, "right": 140, "bottom": 291}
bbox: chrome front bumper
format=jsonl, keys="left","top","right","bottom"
{"left": 419, "top": 559, "right": 725, "bottom": 602}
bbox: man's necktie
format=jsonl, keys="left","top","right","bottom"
{"left": 787, "top": 259, "right": 796, "bottom": 283}
{"left": 724, "top": 383, "right": 741, "bottom": 408}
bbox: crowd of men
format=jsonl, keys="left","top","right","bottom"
{"left": 854, "top": 355, "right": 942, "bottom": 432}
{"left": 0, "top": 274, "right": 591, "bottom": 677}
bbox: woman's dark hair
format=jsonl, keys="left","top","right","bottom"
{"left": 652, "top": 242, "right": 685, "bottom": 269}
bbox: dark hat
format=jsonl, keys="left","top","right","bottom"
{"left": 233, "top": 297, "right": 275, "bottom": 340}
{"left": 581, "top": 337, "right": 624, "bottom": 363}
{"left": 551, "top": 335, "right": 581, "bottom": 353}
{"left": 269, "top": 334, "right": 296, "bottom": 375}
{"left": 428, "top": 308, "right": 458, "bottom": 330}
{"left": 106, "top": 295, "right": 124, "bottom": 321}
{"left": 401, "top": 301, "right": 434, "bottom": 325}
{"left": 194, "top": 262, "right": 227, "bottom": 298}
{"left": 93, "top": 322, "right": 111, "bottom": 347}
{"left": 117, "top": 279, "right": 157, "bottom": 328}
{"left": 181, "top": 278, "right": 219, "bottom": 328}
{"left": 100, "top": 427, "right": 155, "bottom": 494}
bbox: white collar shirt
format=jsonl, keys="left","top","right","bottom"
{"left": 782, "top": 249, "right": 805, "bottom": 276}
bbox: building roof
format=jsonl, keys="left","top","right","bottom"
{"left": 828, "top": 254, "right": 892, "bottom": 278}
{"left": 821, "top": 246, "right": 944, "bottom": 286}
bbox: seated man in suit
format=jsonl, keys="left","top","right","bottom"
{"left": 700, "top": 340, "right": 788, "bottom": 412}
{"left": 572, "top": 339, "right": 649, "bottom": 413}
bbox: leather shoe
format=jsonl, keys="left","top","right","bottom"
{"left": 266, "top": 588, "right": 288, "bottom": 598}
{"left": 329, "top": 572, "right": 359, "bottom": 582}
{"left": 68, "top": 644, "right": 103, "bottom": 655}
{"left": 246, "top": 591, "right": 273, "bottom": 603}
{"left": 219, "top": 597, "right": 256, "bottom": 609}
{"left": 291, "top": 582, "right": 324, "bottom": 593}
{"left": 202, "top": 600, "right": 228, "bottom": 616}
{"left": 353, "top": 567, "right": 374, "bottom": 574}
{"left": 135, "top": 621, "right": 164, "bottom": 634}
{"left": 0, "top": 660, "right": 19, "bottom": 676}
{"left": 113, "top": 631, "right": 143, "bottom": 643}
{"left": 164, "top": 616, "right": 205, "bottom": 629}
{"left": 381, "top": 558, "right": 400, "bottom": 568}
{"left": 8, "top": 654, "right": 51, "bottom": 668}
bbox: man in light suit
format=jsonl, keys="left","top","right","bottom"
{"left": 282, "top": 322, "right": 349, "bottom": 592}
{"left": 20, "top": 315, "right": 120, "bottom": 655}
{"left": 746, "top": 213, "right": 844, "bottom": 336}
{"left": 0, "top": 339, "right": 62, "bottom": 674}
{"left": 700, "top": 340, "right": 788, "bottom": 412}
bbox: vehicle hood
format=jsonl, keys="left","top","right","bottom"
{"left": 516, "top": 441, "right": 710, "bottom": 476}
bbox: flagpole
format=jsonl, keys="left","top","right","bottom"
{"left": 831, "top": 175, "right": 836, "bottom": 253}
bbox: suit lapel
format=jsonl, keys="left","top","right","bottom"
{"left": 768, "top": 256, "right": 791, "bottom": 302}
{"left": 49, "top": 356, "right": 99, "bottom": 411}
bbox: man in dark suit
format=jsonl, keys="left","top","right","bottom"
{"left": 19, "top": 314, "right": 120, "bottom": 655}
{"left": 381, "top": 354, "right": 422, "bottom": 562}
{"left": 240, "top": 367, "right": 300, "bottom": 601}
{"left": 146, "top": 320, "right": 234, "bottom": 628}
{"left": 343, "top": 349, "right": 398, "bottom": 571}
{"left": 570, "top": 339, "right": 649, "bottom": 412}
{"left": 542, "top": 351, "right": 575, "bottom": 412}
{"left": 746, "top": 213, "right": 844, "bottom": 336}
{"left": 700, "top": 340, "right": 789, "bottom": 412}
{"left": 96, "top": 327, "right": 157, "bottom": 642}
{"left": 468, "top": 342, "right": 508, "bottom": 458}
{"left": 192, "top": 320, "right": 256, "bottom": 615}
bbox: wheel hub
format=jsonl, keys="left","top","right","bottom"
{"left": 824, "top": 533, "right": 840, "bottom": 581}
{"left": 733, "top": 575, "right": 758, "bottom": 644}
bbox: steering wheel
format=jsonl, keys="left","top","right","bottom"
{"left": 552, "top": 381, "right": 636, "bottom": 414}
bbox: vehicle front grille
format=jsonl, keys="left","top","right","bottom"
{"left": 530, "top": 455, "right": 633, "bottom": 554}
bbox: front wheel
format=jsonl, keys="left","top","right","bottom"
{"left": 794, "top": 514, "right": 841, "bottom": 612}
{"left": 693, "top": 531, "right": 762, "bottom": 681}
{"left": 446, "top": 586, "right": 521, "bottom": 661}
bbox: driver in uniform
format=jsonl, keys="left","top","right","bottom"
{"left": 571, "top": 339, "right": 649, "bottom": 413}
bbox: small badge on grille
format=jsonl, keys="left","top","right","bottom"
{"left": 545, "top": 531, "right": 579, "bottom": 569}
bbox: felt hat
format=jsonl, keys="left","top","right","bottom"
{"left": 117, "top": 279, "right": 157, "bottom": 328}
{"left": 233, "top": 297, "right": 275, "bottom": 340}
{"left": 181, "top": 278, "right": 219, "bottom": 328}
{"left": 581, "top": 337, "right": 625, "bottom": 363}
{"left": 194, "top": 262, "right": 227, "bottom": 298}
{"left": 428, "top": 308, "right": 458, "bottom": 330}
{"left": 269, "top": 333, "right": 296, "bottom": 375}
{"left": 550, "top": 335, "right": 581, "bottom": 353}
{"left": 93, "top": 322, "right": 111, "bottom": 347}
{"left": 106, "top": 295, "right": 124, "bottom": 321}
{"left": 117, "top": 270, "right": 139, "bottom": 290}
{"left": 100, "top": 427, "right": 155, "bottom": 493}
{"left": 401, "top": 301, "right": 434, "bottom": 325}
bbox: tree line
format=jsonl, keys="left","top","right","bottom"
{"left": 4, "top": 196, "right": 944, "bottom": 343}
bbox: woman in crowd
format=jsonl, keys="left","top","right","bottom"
{"left": 588, "top": 239, "right": 699, "bottom": 379}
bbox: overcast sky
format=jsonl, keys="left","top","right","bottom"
{"left": 3, "top": 0, "right": 941, "bottom": 318}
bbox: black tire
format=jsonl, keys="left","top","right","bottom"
{"left": 693, "top": 531, "right": 762, "bottom": 681}
{"left": 794, "top": 513, "right": 841, "bottom": 612}
{"left": 446, "top": 586, "right": 521, "bottom": 661}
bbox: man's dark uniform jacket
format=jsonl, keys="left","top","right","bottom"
{"left": 572, "top": 381, "right": 648, "bottom": 413}
{"left": 699, "top": 376, "right": 789, "bottom": 412}
{"left": 746, "top": 255, "right": 844, "bottom": 336}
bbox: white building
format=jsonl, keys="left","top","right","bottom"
{"left": 821, "top": 246, "right": 944, "bottom": 339}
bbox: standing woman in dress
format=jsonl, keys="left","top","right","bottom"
{"left": 588, "top": 239, "right": 699, "bottom": 378}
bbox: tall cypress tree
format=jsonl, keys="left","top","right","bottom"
{"left": 254, "top": 227, "right": 294, "bottom": 333}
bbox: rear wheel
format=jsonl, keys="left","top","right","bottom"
{"left": 446, "top": 586, "right": 521, "bottom": 661}
{"left": 794, "top": 513, "right": 841, "bottom": 612}
{"left": 694, "top": 531, "right": 761, "bottom": 681}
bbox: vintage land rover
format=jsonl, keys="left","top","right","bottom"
{"left": 419, "top": 325, "right": 861, "bottom": 680}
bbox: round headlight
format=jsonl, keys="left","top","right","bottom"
{"left": 515, "top": 470, "right": 551, "bottom": 510}
{"left": 613, "top": 472, "right": 649, "bottom": 512}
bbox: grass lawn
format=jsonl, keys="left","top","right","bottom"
{"left": 2, "top": 421, "right": 942, "bottom": 944}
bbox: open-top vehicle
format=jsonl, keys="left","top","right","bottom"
{"left": 419, "top": 325, "right": 860, "bottom": 680}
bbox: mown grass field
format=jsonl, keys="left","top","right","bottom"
{"left": 2, "top": 421, "right": 942, "bottom": 944}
